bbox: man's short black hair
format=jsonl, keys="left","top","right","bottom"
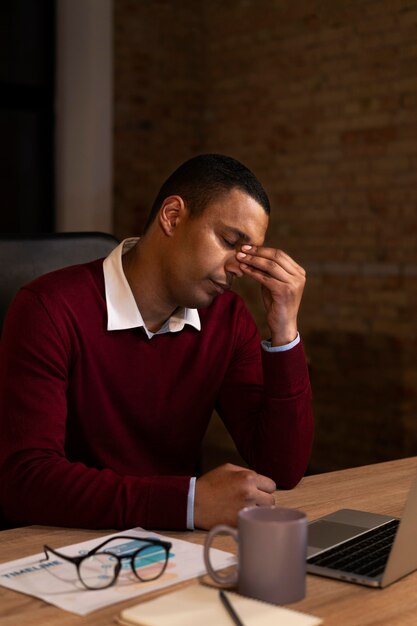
{"left": 143, "top": 153, "right": 270, "bottom": 232}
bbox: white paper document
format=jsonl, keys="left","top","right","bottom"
{"left": 0, "top": 528, "right": 235, "bottom": 615}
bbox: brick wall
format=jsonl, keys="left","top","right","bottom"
{"left": 114, "top": 0, "right": 417, "bottom": 472}
{"left": 113, "top": 0, "right": 205, "bottom": 235}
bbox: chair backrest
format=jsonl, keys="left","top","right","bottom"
{"left": 0, "top": 232, "right": 119, "bottom": 330}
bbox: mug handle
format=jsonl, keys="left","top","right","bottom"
{"left": 203, "top": 524, "right": 238, "bottom": 586}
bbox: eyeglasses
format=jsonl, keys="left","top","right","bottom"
{"left": 41, "top": 535, "right": 172, "bottom": 590}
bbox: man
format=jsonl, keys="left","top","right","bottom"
{"left": 0, "top": 154, "right": 313, "bottom": 530}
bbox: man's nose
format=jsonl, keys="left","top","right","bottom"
{"left": 225, "top": 253, "right": 244, "bottom": 278}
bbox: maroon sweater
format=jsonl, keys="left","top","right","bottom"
{"left": 0, "top": 259, "right": 313, "bottom": 530}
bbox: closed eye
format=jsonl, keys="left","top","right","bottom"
{"left": 222, "top": 237, "right": 238, "bottom": 249}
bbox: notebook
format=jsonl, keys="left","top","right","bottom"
{"left": 117, "top": 584, "right": 322, "bottom": 626}
{"left": 307, "top": 470, "right": 417, "bottom": 587}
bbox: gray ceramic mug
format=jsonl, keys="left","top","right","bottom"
{"left": 203, "top": 505, "right": 307, "bottom": 604}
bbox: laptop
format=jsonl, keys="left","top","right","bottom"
{"left": 306, "top": 471, "right": 417, "bottom": 588}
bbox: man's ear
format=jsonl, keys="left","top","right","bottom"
{"left": 158, "top": 195, "right": 187, "bottom": 236}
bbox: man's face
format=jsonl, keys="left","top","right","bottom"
{"left": 164, "top": 188, "right": 269, "bottom": 309}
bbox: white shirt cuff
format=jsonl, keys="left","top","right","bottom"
{"left": 186, "top": 476, "right": 196, "bottom": 530}
{"left": 261, "top": 332, "right": 300, "bottom": 352}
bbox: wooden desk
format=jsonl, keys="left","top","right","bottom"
{"left": 1, "top": 456, "right": 417, "bottom": 626}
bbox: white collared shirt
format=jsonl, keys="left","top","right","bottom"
{"left": 103, "top": 238, "right": 201, "bottom": 337}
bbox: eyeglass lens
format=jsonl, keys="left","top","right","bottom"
{"left": 133, "top": 544, "right": 168, "bottom": 581}
{"left": 78, "top": 540, "right": 168, "bottom": 589}
{"left": 79, "top": 553, "right": 119, "bottom": 589}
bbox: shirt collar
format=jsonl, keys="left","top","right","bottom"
{"left": 103, "top": 237, "right": 201, "bottom": 336}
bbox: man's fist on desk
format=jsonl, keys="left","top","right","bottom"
{"left": 194, "top": 463, "right": 276, "bottom": 529}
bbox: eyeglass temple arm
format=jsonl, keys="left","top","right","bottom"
{"left": 86, "top": 535, "right": 172, "bottom": 556}
{"left": 40, "top": 536, "right": 173, "bottom": 564}
{"left": 41, "top": 544, "right": 83, "bottom": 565}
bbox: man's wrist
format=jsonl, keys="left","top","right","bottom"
{"left": 262, "top": 333, "right": 300, "bottom": 352}
{"left": 270, "top": 328, "right": 298, "bottom": 347}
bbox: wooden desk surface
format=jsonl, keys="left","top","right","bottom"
{"left": 1, "top": 456, "right": 417, "bottom": 626}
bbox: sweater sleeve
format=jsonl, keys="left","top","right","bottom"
{"left": 0, "top": 288, "right": 190, "bottom": 530}
{"left": 215, "top": 303, "right": 314, "bottom": 489}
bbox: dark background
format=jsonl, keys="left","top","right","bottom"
{"left": 0, "top": 0, "right": 55, "bottom": 233}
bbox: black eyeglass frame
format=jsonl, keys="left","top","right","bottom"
{"left": 41, "top": 535, "right": 172, "bottom": 590}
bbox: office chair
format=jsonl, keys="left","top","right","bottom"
{"left": 0, "top": 231, "right": 119, "bottom": 330}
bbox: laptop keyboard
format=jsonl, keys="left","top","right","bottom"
{"left": 307, "top": 519, "right": 400, "bottom": 578}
